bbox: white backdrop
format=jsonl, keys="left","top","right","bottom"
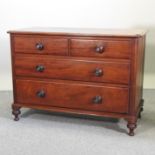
{"left": 0, "top": 0, "right": 155, "bottom": 90}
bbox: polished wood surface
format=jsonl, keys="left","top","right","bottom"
{"left": 16, "top": 79, "right": 129, "bottom": 113}
{"left": 15, "top": 55, "right": 130, "bottom": 84}
{"left": 14, "top": 35, "right": 68, "bottom": 55}
{"left": 8, "top": 28, "right": 146, "bottom": 136}
{"left": 70, "top": 39, "right": 131, "bottom": 59}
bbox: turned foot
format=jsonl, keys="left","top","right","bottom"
{"left": 12, "top": 105, "right": 21, "bottom": 121}
{"left": 127, "top": 119, "right": 137, "bottom": 136}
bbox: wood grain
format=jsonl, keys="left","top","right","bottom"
{"left": 16, "top": 79, "right": 129, "bottom": 113}
{"left": 14, "top": 35, "right": 68, "bottom": 55}
{"left": 8, "top": 28, "right": 146, "bottom": 136}
{"left": 15, "top": 55, "right": 130, "bottom": 84}
{"left": 71, "top": 39, "right": 132, "bottom": 59}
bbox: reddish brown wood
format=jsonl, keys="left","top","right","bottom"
{"left": 70, "top": 39, "right": 132, "bottom": 59}
{"left": 8, "top": 28, "right": 146, "bottom": 136}
{"left": 14, "top": 35, "right": 68, "bottom": 55}
{"left": 15, "top": 79, "right": 129, "bottom": 113}
{"left": 127, "top": 116, "right": 137, "bottom": 136}
{"left": 14, "top": 55, "right": 130, "bottom": 84}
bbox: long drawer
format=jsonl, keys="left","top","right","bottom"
{"left": 14, "top": 55, "right": 130, "bottom": 84}
{"left": 16, "top": 79, "right": 129, "bottom": 113}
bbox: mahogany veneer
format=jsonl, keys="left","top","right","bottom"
{"left": 8, "top": 28, "right": 146, "bottom": 136}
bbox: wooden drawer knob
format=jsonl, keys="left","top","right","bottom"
{"left": 92, "top": 96, "right": 102, "bottom": 104}
{"left": 36, "top": 90, "right": 46, "bottom": 98}
{"left": 94, "top": 68, "right": 103, "bottom": 77}
{"left": 36, "top": 43, "right": 44, "bottom": 50}
{"left": 36, "top": 65, "right": 45, "bottom": 72}
{"left": 95, "top": 45, "right": 105, "bottom": 53}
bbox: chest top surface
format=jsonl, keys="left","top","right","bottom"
{"left": 8, "top": 27, "right": 146, "bottom": 37}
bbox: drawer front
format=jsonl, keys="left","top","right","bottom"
{"left": 16, "top": 79, "right": 129, "bottom": 113}
{"left": 15, "top": 55, "right": 130, "bottom": 84}
{"left": 70, "top": 39, "right": 132, "bottom": 59}
{"left": 14, "top": 35, "right": 68, "bottom": 55}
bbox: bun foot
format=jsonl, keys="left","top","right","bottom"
{"left": 12, "top": 105, "right": 21, "bottom": 121}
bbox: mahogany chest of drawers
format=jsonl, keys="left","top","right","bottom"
{"left": 8, "top": 28, "right": 146, "bottom": 136}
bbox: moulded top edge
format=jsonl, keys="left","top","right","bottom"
{"left": 7, "top": 27, "right": 147, "bottom": 37}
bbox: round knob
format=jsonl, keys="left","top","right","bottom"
{"left": 94, "top": 68, "right": 103, "bottom": 77}
{"left": 36, "top": 43, "right": 44, "bottom": 50}
{"left": 92, "top": 96, "right": 102, "bottom": 104}
{"left": 95, "top": 46, "right": 104, "bottom": 53}
{"left": 36, "top": 90, "right": 46, "bottom": 98}
{"left": 36, "top": 65, "right": 45, "bottom": 72}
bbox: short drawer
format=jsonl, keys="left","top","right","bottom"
{"left": 13, "top": 35, "right": 68, "bottom": 55}
{"left": 16, "top": 79, "right": 129, "bottom": 113}
{"left": 70, "top": 39, "right": 132, "bottom": 59}
{"left": 15, "top": 55, "right": 130, "bottom": 84}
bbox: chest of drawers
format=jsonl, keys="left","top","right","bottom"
{"left": 8, "top": 28, "right": 146, "bottom": 136}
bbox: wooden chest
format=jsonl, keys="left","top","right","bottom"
{"left": 8, "top": 28, "right": 146, "bottom": 136}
